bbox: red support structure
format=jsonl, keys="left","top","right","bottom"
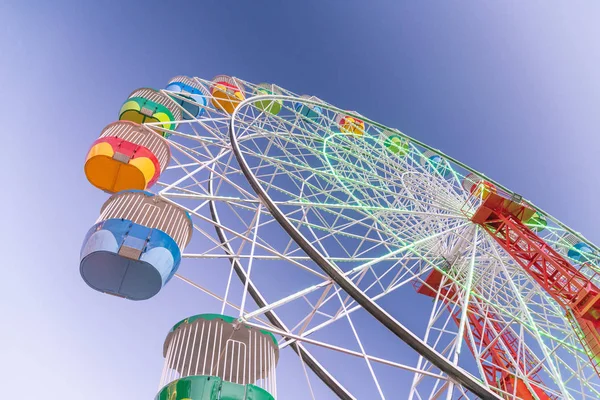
{"left": 470, "top": 189, "right": 600, "bottom": 376}
{"left": 415, "top": 270, "right": 554, "bottom": 399}
{"left": 455, "top": 302, "right": 552, "bottom": 399}
{"left": 472, "top": 193, "right": 600, "bottom": 320}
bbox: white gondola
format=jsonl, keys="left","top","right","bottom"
{"left": 253, "top": 83, "right": 283, "bottom": 115}
{"left": 420, "top": 150, "right": 450, "bottom": 177}
{"left": 119, "top": 88, "right": 182, "bottom": 136}
{"left": 382, "top": 128, "right": 409, "bottom": 156}
{"left": 560, "top": 233, "right": 594, "bottom": 264}
{"left": 84, "top": 121, "right": 171, "bottom": 192}
{"left": 210, "top": 75, "right": 246, "bottom": 114}
{"left": 157, "top": 314, "right": 278, "bottom": 400}
{"left": 293, "top": 94, "right": 323, "bottom": 122}
{"left": 165, "top": 75, "right": 210, "bottom": 119}
{"left": 335, "top": 110, "right": 365, "bottom": 135}
{"left": 80, "top": 191, "right": 192, "bottom": 300}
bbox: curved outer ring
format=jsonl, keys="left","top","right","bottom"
{"left": 240, "top": 94, "right": 598, "bottom": 256}
{"left": 207, "top": 172, "right": 355, "bottom": 400}
{"left": 230, "top": 95, "right": 503, "bottom": 400}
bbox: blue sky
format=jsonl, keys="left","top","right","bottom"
{"left": 1, "top": 1, "right": 599, "bottom": 398}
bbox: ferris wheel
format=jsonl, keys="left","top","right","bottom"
{"left": 79, "top": 74, "right": 600, "bottom": 400}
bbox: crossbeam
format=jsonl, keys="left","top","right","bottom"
{"left": 471, "top": 189, "right": 600, "bottom": 377}
{"left": 416, "top": 270, "right": 553, "bottom": 399}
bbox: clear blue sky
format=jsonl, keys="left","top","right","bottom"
{"left": 1, "top": 1, "right": 599, "bottom": 398}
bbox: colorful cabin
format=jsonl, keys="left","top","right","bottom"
{"left": 84, "top": 121, "right": 171, "bottom": 193}
{"left": 383, "top": 129, "right": 409, "bottom": 156}
{"left": 560, "top": 233, "right": 595, "bottom": 264}
{"left": 165, "top": 76, "right": 210, "bottom": 120}
{"left": 420, "top": 150, "right": 451, "bottom": 178}
{"left": 253, "top": 83, "right": 283, "bottom": 115}
{"left": 119, "top": 88, "right": 182, "bottom": 138}
{"left": 157, "top": 314, "right": 278, "bottom": 400}
{"left": 336, "top": 111, "right": 365, "bottom": 136}
{"left": 293, "top": 95, "right": 323, "bottom": 122}
{"left": 80, "top": 191, "right": 193, "bottom": 300}
{"left": 524, "top": 211, "right": 547, "bottom": 233}
{"left": 211, "top": 75, "right": 245, "bottom": 114}
{"left": 461, "top": 173, "right": 497, "bottom": 200}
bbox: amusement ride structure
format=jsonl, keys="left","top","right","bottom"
{"left": 80, "top": 75, "right": 600, "bottom": 399}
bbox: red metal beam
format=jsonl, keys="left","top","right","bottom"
{"left": 471, "top": 190, "right": 600, "bottom": 377}
{"left": 415, "top": 270, "right": 553, "bottom": 399}
{"left": 473, "top": 192, "right": 600, "bottom": 321}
